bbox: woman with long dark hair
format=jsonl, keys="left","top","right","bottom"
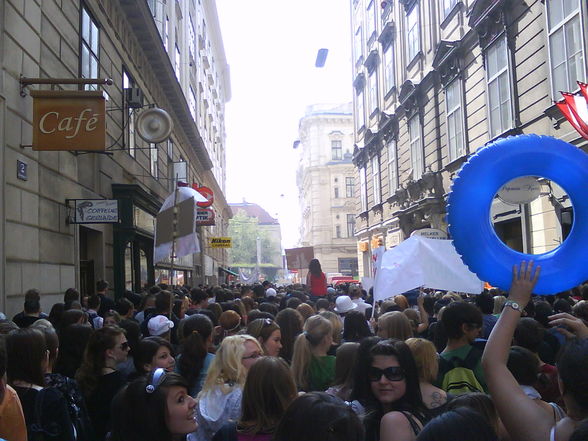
{"left": 177, "top": 314, "right": 214, "bottom": 398}
{"left": 76, "top": 326, "right": 129, "bottom": 440}
{"left": 275, "top": 308, "right": 303, "bottom": 364}
{"left": 306, "top": 259, "right": 327, "bottom": 300}
{"left": 7, "top": 328, "right": 75, "bottom": 441}
{"left": 351, "top": 339, "right": 428, "bottom": 441}
{"left": 110, "top": 369, "right": 197, "bottom": 441}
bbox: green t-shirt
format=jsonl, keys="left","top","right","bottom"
{"left": 439, "top": 344, "right": 487, "bottom": 392}
{"left": 308, "top": 355, "right": 336, "bottom": 392}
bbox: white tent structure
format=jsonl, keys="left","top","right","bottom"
{"left": 373, "top": 235, "right": 484, "bottom": 302}
{"left": 154, "top": 186, "right": 207, "bottom": 264}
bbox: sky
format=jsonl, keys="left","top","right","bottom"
{"left": 216, "top": 0, "right": 353, "bottom": 249}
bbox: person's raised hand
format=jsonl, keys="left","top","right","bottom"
{"left": 509, "top": 261, "right": 540, "bottom": 307}
{"left": 548, "top": 312, "right": 588, "bottom": 340}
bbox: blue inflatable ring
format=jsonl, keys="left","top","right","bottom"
{"left": 447, "top": 134, "right": 588, "bottom": 295}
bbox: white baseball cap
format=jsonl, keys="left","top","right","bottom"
{"left": 148, "top": 315, "right": 175, "bottom": 336}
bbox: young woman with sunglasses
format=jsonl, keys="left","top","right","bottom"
{"left": 246, "top": 318, "right": 282, "bottom": 357}
{"left": 190, "top": 335, "right": 263, "bottom": 441}
{"left": 76, "top": 326, "right": 130, "bottom": 440}
{"left": 351, "top": 339, "right": 428, "bottom": 441}
{"left": 110, "top": 368, "right": 197, "bottom": 441}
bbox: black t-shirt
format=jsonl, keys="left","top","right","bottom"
{"left": 84, "top": 371, "right": 126, "bottom": 441}
{"left": 14, "top": 385, "right": 76, "bottom": 441}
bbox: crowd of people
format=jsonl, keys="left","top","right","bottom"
{"left": 1, "top": 259, "right": 588, "bottom": 441}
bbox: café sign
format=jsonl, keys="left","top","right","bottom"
{"left": 32, "top": 90, "right": 106, "bottom": 151}
{"left": 68, "top": 199, "right": 119, "bottom": 224}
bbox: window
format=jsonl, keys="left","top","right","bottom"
{"left": 446, "top": 79, "right": 465, "bottom": 161}
{"left": 486, "top": 36, "right": 512, "bottom": 138}
{"left": 409, "top": 114, "right": 424, "bottom": 179}
{"left": 346, "top": 177, "right": 354, "bottom": 198}
{"left": 81, "top": 7, "right": 99, "bottom": 90}
{"left": 387, "top": 139, "right": 398, "bottom": 193}
{"left": 356, "top": 91, "right": 365, "bottom": 129}
{"left": 384, "top": 43, "right": 395, "bottom": 92}
{"left": 336, "top": 225, "right": 342, "bottom": 238}
{"left": 354, "top": 25, "right": 363, "bottom": 63}
{"left": 406, "top": 5, "right": 420, "bottom": 62}
{"left": 331, "top": 140, "right": 343, "bottom": 160}
{"left": 366, "top": 1, "right": 376, "bottom": 43}
{"left": 443, "top": 0, "right": 458, "bottom": 17}
{"left": 189, "top": 86, "right": 197, "bottom": 121}
{"left": 175, "top": 45, "right": 181, "bottom": 81}
{"left": 360, "top": 167, "right": 367, "bottom": 212}
{"left": 164, "top": 16, "right": 169, "bottom": 51}
{"left": 334, "top": 187, "right": 340, "bottom": 198}
{"left": 372, "top": 156, "right": 381, "bottom": 205}
{"left": 167, "top": 138, "right": 174, "bottom": 159}
{"left": 189, "top": 16, "right": 196, "bottom": 59}
{"left": 347, "top": 214, "right": 356, "bottom": 237}
{"left": 150, "top": 143, "right": 158, "bottom": 179}
{"left": 368, "top": 70, "right": 378, "bottom": 114}
{"left": 546, "top": 0, "right": 586, "bottom": 97}
{"left": 339, "top": 257, "right": 358, "bottom": 276}
{"left": 123, "top": 70, "right": 136, "bottom": 157}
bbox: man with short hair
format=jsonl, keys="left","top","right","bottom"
{"left": 438, "top": 301, "right": 486, "bottom": 393}
{"left": 475, "top": 292, "right": 498, "bottom": 339}
{"left": 96, "top": 280, "right": 116, "bottom": 317}
{"left": 12, "top": 289, "right": 47, "bottom": 326}
{"left": 87, "top": 295, "right": 104, "bottom": 329}
{"left": 13, "top": 299, "right": 44, "bottom": 329}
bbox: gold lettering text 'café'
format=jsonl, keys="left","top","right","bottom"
{"left": 31, "top": 90, "right": 106, "bottom": 151}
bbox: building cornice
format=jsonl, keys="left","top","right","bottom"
{"left": 118, "top": 0, "right": 213, "bottom": 171}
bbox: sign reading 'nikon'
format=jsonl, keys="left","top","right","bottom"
{"left": 210, "top": 237, "right": 232, "bottom": 248}
{"left": 32, "top": 90, "right": 106, "bottom": 151}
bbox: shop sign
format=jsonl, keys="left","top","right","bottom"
{"left": 285, "top": 246, "right": 315, "bottom": 270}
{"left": 410, "top": 228, "right": 448, "bottom": 240}
{"left": 196, "top": 208, "right": 215, "bottom": 226}
{"left": 68, "top": 199, "right": 119, "bottom": 224}
{"left": 210, "top": 237, "right": 232, "bottom": 248}
{"left": 497, "top": 176, "right": 541, "bottom": 205}
{"left": 32, "top": 90, "right": 106, "bottom": 151}
{"left": 192, "top": 185, "right": 214, "bottom": 208}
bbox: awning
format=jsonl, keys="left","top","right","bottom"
{"left": 219, "top": 267, "right": 238, "bottom": 277}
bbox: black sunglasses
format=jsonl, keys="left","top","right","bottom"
{"left": 368, "top": 366, "right": 405, "bottom": 382}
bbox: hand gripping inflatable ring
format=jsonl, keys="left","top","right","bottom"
{"left": 447, "top": 134, "right": 588, "bottom": 295}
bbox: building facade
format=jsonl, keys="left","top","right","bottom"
{"left": 296, "top": 103, "right": 359, "bottom": 278}
{"left": 350, "top": 0, "right": 587, "bottom": 277}
{"left": 228, "top": 201, "right": 283, "bottom": 282}
{"left": 0, "top": 0, "right": 232, "bottom": 316}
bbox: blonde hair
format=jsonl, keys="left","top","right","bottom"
{"left": 394, "top": 295, "right": 409, "bottom": 311}
{"left": 493, "top": 295, "right": 507, "bottom": 314}
{"left": 405, "top": 338, "right": 439, "bottom": 383}
{"left": 319, "top": 310, "right": 343, "bottom": 345}
{"left": 377, "top": 311, "right": 413, "bottom": 341}
{"left": 200, "top": 334, "right": 262, "bottom": 395}
{"left": 442, "top": 292, "right": 462, "bottom": 302}
{"left": 291, "top": 315, "right": 332, "bottom": 391}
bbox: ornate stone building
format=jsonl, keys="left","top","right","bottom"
{"left": 0, "top": 0, "right": 231, "bottom": 316}
{"left": 350, "top": 0, "right": 587, "bottom": 277}
{"left": 296, "top": 103, "right": 359, "bottom": 277}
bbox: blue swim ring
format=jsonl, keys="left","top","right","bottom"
{"left": 447, "top": 134, "right": 588, "bottom": 295}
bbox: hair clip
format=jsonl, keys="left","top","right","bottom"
{"left": 146, "top": 368, "right": 166, "bottom": 394}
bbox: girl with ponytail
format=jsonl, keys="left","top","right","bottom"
{"left": 177, "top": 313, "right": 214, "bottom": 397}
{"left": 291, "top": 315, "right": 335, "bottom": 392}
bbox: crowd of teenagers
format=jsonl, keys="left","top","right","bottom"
{"left": 1, "top": 259, "right": 588, "bottom": 441}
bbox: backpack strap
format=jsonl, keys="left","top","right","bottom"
{"left": 461, "top": 346, "right": 483, "bottom": 370}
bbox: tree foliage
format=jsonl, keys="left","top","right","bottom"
{"left": 228, "top": 210, "right": 279, "bottom": 266}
